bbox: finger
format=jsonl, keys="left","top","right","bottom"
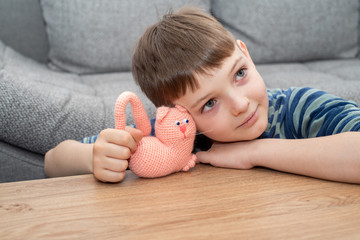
{"left": 95, "top": 169, "right": 126, "bottom": 183}
{"left": 196, "top": 151, "right": 211, "bottom": 164}
{"left": 104, "top": 143, "right": 132, "bottom": 160}
{"left": 99, "top": 129, "right": 138, "bottom": 152}
{"left": 93, "top": 139, "right": 132, "bottom": 160}
{"left": 100, "top": 157, "right": 129, "bottom": 172}
{"left": 125, "top": 126, "right": 144, "bottom": 143}
{"left": 196, "top": 150, "right": 224, "bottom": 168}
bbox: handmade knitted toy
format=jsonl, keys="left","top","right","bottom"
{"left": 114, "top": 91, "right": 197, "bottom": 178}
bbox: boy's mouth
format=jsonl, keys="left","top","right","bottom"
{"left": 238, "top": 106, "right": 258, "bottom": 128}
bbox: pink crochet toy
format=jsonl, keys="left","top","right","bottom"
{"left": 114, "top": 91, "right": 197, "bottom": 178}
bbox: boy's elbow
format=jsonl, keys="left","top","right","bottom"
{"left": 44, "top": 140, "right": 74, "bottom": 177}
{"left": 44, "top": 148, "right": 54, "bottom": 177}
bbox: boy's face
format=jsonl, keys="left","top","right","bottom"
{"left": 173, "top": 40, "right": 269, "bottom": 142}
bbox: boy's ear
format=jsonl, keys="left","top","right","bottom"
{"left": 236, "top": 40, "right": 254, "bottom": 64}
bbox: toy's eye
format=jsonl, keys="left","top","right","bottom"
{"left": 183, "top": 119, "right": 189, "bottom": 124}
{"left": 175, "top": 121, "right": 181, "bottom": 126}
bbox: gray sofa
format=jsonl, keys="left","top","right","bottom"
{"left": 1, "top": 0, "right": 359, "bottom": 183}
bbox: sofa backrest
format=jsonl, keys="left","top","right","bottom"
{"left": 1, "top": 0, "right": 359, "bottom": 69}
{"left": 0, "top": 0, "right": 49, "bottom": 63}
{"left": 212, "top": 0, "right": 360, "bottom": 64}
{"left": 40, "top": 0, "right": 211, "bottom": 74}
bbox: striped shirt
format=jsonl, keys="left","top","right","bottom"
{"left": 259, "top": 87, "right": 360, "bottom": 139}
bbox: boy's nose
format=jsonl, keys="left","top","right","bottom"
{"left": 230, "top": 95, "right": 249, "bottom": 117}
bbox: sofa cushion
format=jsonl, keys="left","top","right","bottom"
{"left": 212, "top": 0, "right": 359, "bottom": 64}
{"left": 0, "top": 0, "right": 49, "bottom": 63}
{"left": 40, "top": 0, "right": 211, "bottom": 74}
{"left": 257, "top": 59, "right": 360, "bottom": 106}
{"left": 0, "top": 41, "right": 156, "bottom": 154}
{"left": 0, "top": 141, "right": 45, "bottom": 183}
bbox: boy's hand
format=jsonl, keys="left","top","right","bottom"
{"left": 92, "top": 127, "right": 143, "bottom": 182}
{"left": 196, "top": 141, "right": 256, "bottom": 170}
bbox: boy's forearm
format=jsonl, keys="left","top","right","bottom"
{"left": 252, "top": 132, "right": 360, "bottom": 183}
{"left": 44, "top": 140, "right": 93, "bottom": 177}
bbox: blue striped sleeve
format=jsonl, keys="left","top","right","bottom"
{"left": 261, "top": 88, "right": 360, "bottom": 139}
{"left": 288, "top": 88, "right": 360, "bottom": 138}
{"left": 79, "top": 118, "right": 157, "bottom": 144}
{"left": 80, "top": 134, "right": 99, "bottom": 144}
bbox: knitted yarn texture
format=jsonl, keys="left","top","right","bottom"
{"left": 114, "top": 91, "right": 197, "bottom": 178}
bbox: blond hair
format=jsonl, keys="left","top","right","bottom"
{"left": 132, "top": 7, "right": 235, "bottom": 107}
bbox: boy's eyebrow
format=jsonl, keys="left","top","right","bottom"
{"left": 229, "top": 56, "right": 244, "bottom": 77}
{"left": 191, "top": 93, "right": 213, "bottom": 110}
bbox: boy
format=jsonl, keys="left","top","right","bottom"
{"left": 45, "top": 7, "right": 360, "bottom": 184}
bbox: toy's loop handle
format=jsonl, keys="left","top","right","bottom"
{"left": 114, "top": 91, "right": 151, "bottom": 136}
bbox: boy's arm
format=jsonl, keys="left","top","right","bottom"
{"left": 197, "top": 132, "right": 360, "bottom": 184}
{"left": 45, "top": 127, "right": 143, "bottom": 182}
{"left": 45, "top": 140, "right": 93, "bottom": 177}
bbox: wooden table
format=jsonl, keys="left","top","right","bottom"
{"left": 1, "top": 164, "right": 359, "bottom": 239}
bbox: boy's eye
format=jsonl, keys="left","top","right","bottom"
{"left": 235, "top": 68, "right": 246, "bottom": 81}
{"left": 202, "top": 99, "right": 216, "bottom": 113}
